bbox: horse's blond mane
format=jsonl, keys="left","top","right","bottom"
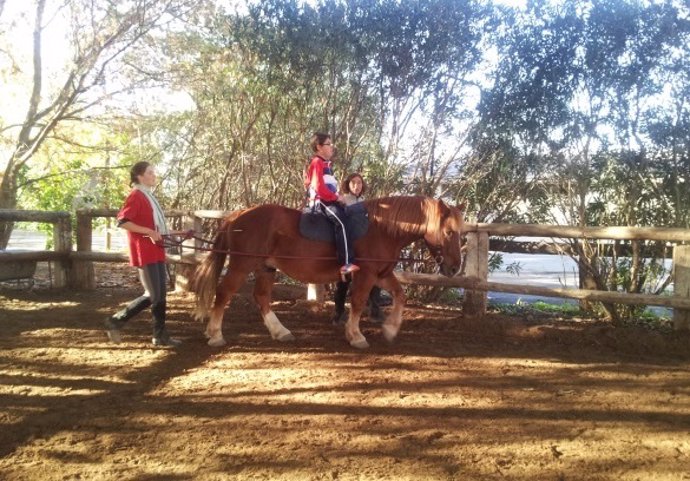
{"left": 363, "top": 196, "right": 441, "bottom": 238}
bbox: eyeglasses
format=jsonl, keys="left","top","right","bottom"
{"left": 322, "top": 143, "right": 333, "bottom": 146}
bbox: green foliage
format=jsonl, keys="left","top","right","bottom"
{"left": 528, "top": 301, "right": 582, "bottom": 315}
{"left": 3, "top": 0, "right": 690, "bottom": 320}
{"left": 489, "top": 300, "right": 585, "bottom": 318}
{"left": 488, "top": 252, "right": 503, "bottom": 273}
{"left": 154, "top": 0, "right": 491, "bottom": 211}
{"left": 505, "top": 261, "right": 523, "bottom": 276}
{"left": 608, "top": 306, "right": 673, "bottom": 332}
{"left": 14, "top": 120, "right": 138, "bottom": 245}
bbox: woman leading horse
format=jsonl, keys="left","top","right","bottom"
{"left": 192, "top": 196, "right": 465, "bottom": 349}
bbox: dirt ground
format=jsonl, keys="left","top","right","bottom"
{"left": 1, "top": 263, "right": 689, "bottom": 481}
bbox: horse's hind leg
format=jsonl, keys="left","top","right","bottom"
{"left": 253, "top": 268, "right": 295, "bottom": 342}
{"left": 206, "top": 268, "right": 249, "bottom": 347}
{"left": 376, "top": 274, "right": 406, "bottom": 343}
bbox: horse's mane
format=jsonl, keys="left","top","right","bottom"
{"left": 363, "top": 196, "right": 441, "bottom": 238}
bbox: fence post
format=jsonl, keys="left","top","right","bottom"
{"left": 577, "top": 238, "right": 598, "bottom": 311}
{"left": 53, "top": 215, "right": 72, "bottom": 288}
{"left": 73, "top": 211, "right": 95, "bottom": 289}
{"left": 463, "top": 231, "right": 489, "bottom": 317}
{"left": 175, "top": 213, "right": 201, "bottom": 292}
{"left": 307, "top": 284, "right": 325, "bottom": 302}
{"left": 673, "top": 245, "right": 690, "bottom": 331}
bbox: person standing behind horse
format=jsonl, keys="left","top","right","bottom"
{"left": 104, "top": 161, "right": 182, "bottom": 347}
{"left": 305, "top": 132, "right": 359, "bottom": 275}
{"left": 331, "top": 172, "right": 385, "bottom": 325}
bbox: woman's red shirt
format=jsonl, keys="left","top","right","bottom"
{"left": 117, "top": 189, "right": 166, "bottom": 267}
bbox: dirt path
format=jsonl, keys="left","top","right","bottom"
{"left": 1, "top": 271, "right": 689, "bottom": 480}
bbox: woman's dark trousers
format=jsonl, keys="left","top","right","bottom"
{"left": 332, "top": 282, "right": 383, "bottom": 325}
{"left": 109, "top": 262, "right": 168, "bottom": 338}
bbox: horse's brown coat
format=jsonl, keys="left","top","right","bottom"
{"left": 193, "top": 196, "right": 465, "bottom": 348}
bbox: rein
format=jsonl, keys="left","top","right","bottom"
{"left": 159, "top": 231, "right": 435, "bottom": 265}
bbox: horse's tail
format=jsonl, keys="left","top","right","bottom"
{"left": 191, "top": 219, "right": 233, "bottom": 321}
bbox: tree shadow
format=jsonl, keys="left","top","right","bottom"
{"left": 1, "top": 286, "right": 689, "bottom": 480}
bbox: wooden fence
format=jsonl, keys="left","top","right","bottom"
{"left": 1, "top": 208, "right": 689, "bottom": 330}
{"left": 435, "top": 223, "right": 690, "bottom": 330}
{"left": 0, "top": 210, "right": 72, "bottom": 287}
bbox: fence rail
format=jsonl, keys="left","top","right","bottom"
{"left": 395, "top": 272, "right": 690, "bottom": 310}
{"left": 2, "top": 208, "right": 690, "bottom": 330}
{"left": 469, "top": 222, "right": 690, "bottom": 242}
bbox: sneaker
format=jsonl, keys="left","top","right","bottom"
{"left": 104, "top": 317, "right": 122, "bottom": 344}
{"left": 340, "top": 263, "right": 360, "bottom": 275}
{"left": 152, "top": 336, "right": 182, "bottom": 347}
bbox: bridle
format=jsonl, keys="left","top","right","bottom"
{"left": 424, "top": 230, "right": 466, "bottom": 276}
{"left": 425, "top": 240, "right": 445, "bottom": 268}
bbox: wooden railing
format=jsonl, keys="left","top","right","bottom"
{"left": 407, "top": 223, "right": 690, "bottom": 331}
{"left": 435, "top": 223, "right": 690, "bottom": 312}
{"left": 70, "top": 208, "right": 192, "bottom": 287}
{"left": 2, "top": 208, "right": 689, "bottom": 330}
{"left": 0, "top": 210, "right": 71, "bottom": 287}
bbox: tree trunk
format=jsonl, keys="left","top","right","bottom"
{"left": 0, "top": 168, "right": 18, "bottom": 249}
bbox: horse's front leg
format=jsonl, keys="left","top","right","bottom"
{"left": 205, "top": 268, "right": 249, "bottom": 347}
{"left": 345, "top": 275, "right": 375, "bottom": 349}
{"left": 376, "top": 273, "right": 406, "bottom": 343}
{"left": 253, "top": 268, "right": 295, "bottom": 342}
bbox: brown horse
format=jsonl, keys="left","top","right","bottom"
{"left": 192, "top": 196, "right": 465, "bottom": 349}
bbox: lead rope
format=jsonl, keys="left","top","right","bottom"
{"left": 157, "top": 230, "right": 449, "bottom": 266}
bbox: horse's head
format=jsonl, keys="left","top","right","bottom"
{"left": 424, "top": 199, "right": 466, "bottom": 277}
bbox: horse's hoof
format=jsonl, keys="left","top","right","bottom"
{"left": 350, "top": 338, "right": 370, "bottom": 349}
{"left": 207, "top": 337, "right": 227, "bottom": 347}
{"left": 277, "top": 331, "right": 295, "bottom": 342}
{"left": 382, "top": 324, "right": 397, "bottom": 343}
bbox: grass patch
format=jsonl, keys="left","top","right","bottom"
{"left": 488, "top": 299, "right": 585, "bottom": 318}
{"left": 621, "top": 309, "right": 673, "bottom": 332}
{"left": 488, "top": 298, "right": 674, "bottom": 332}
{"left": 529, "top": 300, "right": 582, "bottom": 315}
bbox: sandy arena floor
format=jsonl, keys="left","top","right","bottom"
{"left": 0, "top": 264, "right": 689, "bottom": 480}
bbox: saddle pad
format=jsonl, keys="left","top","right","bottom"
{"left": 299, "top": 202, "right": 369, "bottom": 243}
